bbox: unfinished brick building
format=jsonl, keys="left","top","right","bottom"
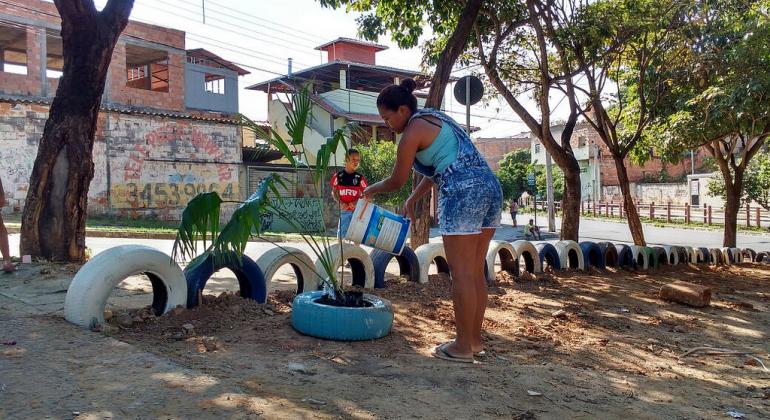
{"left": 0, "top": 0, "right": 249, "bottom": 219}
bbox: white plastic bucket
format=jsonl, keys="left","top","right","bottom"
{"left": 345, "top": 200, "right": 411, "bottom": 255}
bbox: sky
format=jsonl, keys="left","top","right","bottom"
{"left": 85, "top": 0, "right": 573, "bottom": 138}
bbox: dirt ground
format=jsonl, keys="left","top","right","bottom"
{"left": 2, "top": 260, "right": 770, "bottom": 419}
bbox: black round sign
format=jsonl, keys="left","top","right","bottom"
{"left": 454, "top": 75, "right": 484, "bottom": 106}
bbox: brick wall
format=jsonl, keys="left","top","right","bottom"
{"left": 473, "top": 136, "right": 532, "bottom": 171}
{"left": 0, "top": 102, "right": 241, "bottom": 220}
{"left": 0, "top": 0, "right": 186, "bottom": 111}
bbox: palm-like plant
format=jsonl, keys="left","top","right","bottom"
{"left": 172, "top": 87, "right": 357, "bottom": 298}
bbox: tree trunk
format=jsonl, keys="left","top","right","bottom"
{"left": 722, "top": 176, "right": 742, "bottom": 247}
{"left": 20, "top": 0, "right": 133, "bottom": 262}
{"left": 613, "top": 155, "right": 646, "bottom": 245}
{"left": 560, "top": 163, "right": 581, "bottom": 241}
{"left": 410, "top": 0, "right": 482, "bottom": 248}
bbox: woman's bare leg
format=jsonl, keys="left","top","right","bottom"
{"left": 441, "top": 233, "right": 481, "bottom": 357}
{"left": 471, "top": 228, "right": 495, "bottom": 353}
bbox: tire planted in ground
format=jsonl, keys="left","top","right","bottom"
{"left": 291, "top": 291, "right": 393, "bottom": 341}
{"left": 696, "top": 247, "right": 710, "bottom": 264}
{"left": 662, "top": 246, "right": 679, "bottom": 265}
{"left": 729, "top": 247, "right": 742, "bottom": 264}
{"left": 710, "top": 248, "right": 725, "bottom": 265}
{"left": 512, "top": 240, "right": 542, "bottom": 273}
{"left": 255, "top": 246, "right": 316, "bottom": 294}
{"left": 614, "top": 244, "right": 635, "bottom": 269}
{"left": 675, "top": 246, "right": 689, "bottom": 264}
{"left": 756, "top": 251, "right": 770, "bottom": 263}
{"left": 485, "top": 241, "right": 519, "bottom": 283}
{"left": 741, "top": 248, "right": 757, "bottom": 262}
{"left": 414, "top": 243, "right": 451, "bottom": 284}
{"left": 555, "top": 240, "right": 585, "bottom": 271}
{"left": 370, "top": 247, "right": 420, "bottom": 288}
{"left": 64, "top": 245, "right": 187, "bottom": 329}
{"left": 184, "top": 252, "right": 267, "bottom": 307}
{"left": 682, "top": 246, "right": 696, "bottom": 264}
{"left": 642, "top": 247, "right": 656, "bottom": 268}
{"left": 535, "top": 243, "right": 561, "bottom": 271}
{"left": 316, "top": 243, "right": 375, "bottom": 289}
{"left": 579, "top": 242, "right": 606, "bottom": 270}
{"left": 720, "top": 247, "right": 734, "bottom": 265}
{"left": 651, "top": 247, "right": 669, "bottom": 267}
{"left": 630, "top": 246, "right": 649, "bottom": 270}
{"left": 597, "top": 242, "right": 619, "bottom": 268}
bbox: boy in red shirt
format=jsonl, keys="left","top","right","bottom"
{"left": 330, "top": 148, "right": 367, "bottom": 237}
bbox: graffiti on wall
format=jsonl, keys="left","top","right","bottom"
{"left": 109, "top": 120, "right": 240, "bottom": 210}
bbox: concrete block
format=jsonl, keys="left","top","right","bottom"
{"left": 660, "top": 281, "right": 711, "bottom": 307}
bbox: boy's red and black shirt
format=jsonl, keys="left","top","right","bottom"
{"left": 330, "top": 170, "right": 367, "bottom": 205}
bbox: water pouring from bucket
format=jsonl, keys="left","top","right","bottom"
{"left": 345, "top": 199, "right": 411, "bottom": 255}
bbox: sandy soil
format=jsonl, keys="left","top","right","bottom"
{"left": 2, "top": 261, "right": 770, "bottom": 419}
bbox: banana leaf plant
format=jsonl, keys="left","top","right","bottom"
{"left": 171, "top": 87, "right": 358, "bottom": 298}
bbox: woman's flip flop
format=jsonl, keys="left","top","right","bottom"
{"left": 432, "top": 342, "right": 476, "bottom": 364}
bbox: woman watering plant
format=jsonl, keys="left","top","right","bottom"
{"left": 364, "top": 79, "right": 502, "bottom": 363}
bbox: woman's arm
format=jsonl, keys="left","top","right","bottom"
{"left": 363, "top": 120, "right": 433, "bottom": 198}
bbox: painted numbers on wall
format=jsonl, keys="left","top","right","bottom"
{"left": 110, "top": 182, "right": 238, "bottom": 209}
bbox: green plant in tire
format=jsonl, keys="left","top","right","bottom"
{"left": 172, "top": 87, "right": 359, "bottom": 302}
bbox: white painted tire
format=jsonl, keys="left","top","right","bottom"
{"left": 485, "top": 240, "right": 518, "bottom": 283}
{"left": 720, "top": 248, "right": 733, "bottom": 265}
{"left": 730, "top": 247, "right": 742, "bottom": 264}
{"left": 314, "top": 243, "right": 375, "bottom": 289}
{"left": 683, "top": 246, "right": 696, "bottom": 264}
{"left": 741, "top": 248, "right": 756, "bottom": 262}
{"left": 693, "top": 248, "right": 706, "bottom": 264}
{"left": 512, "top": 240, "right": 542, "bottom": 273}
{"left": 414, "top": 242, "right": 450, "bottom": 284}
{"left": 555, "top": 240, "right": 584, "bottom": 271}
{"left": 64, "top": 245, "right": 187, "bottom": 329}
{"left": 662, "top": 246, "right": 679, "bottom": 265}
{"left": 254, "top": 246, "right": 316, "bottom": 294}
{"left": 710, "top": 248, "right": 724, "bottom": 265}
{"left": 630, "top": 245, "right": 650, "bottom": 270}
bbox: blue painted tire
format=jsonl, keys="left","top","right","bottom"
{"left": 651, "top": 246, "right": 669, "bottom": 268}
{"left": 535, "top": 243, "right": 561, "bottom": 270}
{"left": 697, "top": 247, "right": 711, "bottom": 264}
{"left": 597, "top": 242, "right": 619, "bottom": 268}
{"left": 614, "top": 244, "right": 635, "bottom": 269}
{"left": 370, "top": 246, "right": 420, "bottom": 288}
{"left": 184, "top": 252, "right": 267, "bottom": 308}
{"left": 291, "top": 291, "right": 393, "bottom": 341}
{"left": 579, "top": 242, "right": 606, "bottom": 270}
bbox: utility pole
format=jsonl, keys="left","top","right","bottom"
{"left": 545, "top": 152, "right": 556, "bottom": 232}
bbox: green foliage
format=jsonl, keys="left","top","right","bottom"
{"left": 708, "top": 148, "right": 770, "bottom": 210}
{"left": 357, "top": 140, "right": 411, "bottom": 210}
{"left": 496, "top": 149, "right": 531, "bottom": 202}
{"left": 496, "top": 149, "right": 564, "bottom": 203}
{"left": 173, "top": 88, "right": 355, "bottom": 296}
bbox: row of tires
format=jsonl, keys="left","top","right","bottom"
{"left": 63, "top": 242, "right": 769, "bottom": 329}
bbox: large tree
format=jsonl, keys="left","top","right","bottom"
{"left": 470, "top": 0, "right": 584, "bottom": 240}
{"left": 564, "top": 0, "right": 687, "bottom": 245}
{"left": 319, "top": 0, "right": 483, "bottom": 247}
{"left": 649, "top": 0, "right": 770, "bottom": 247}
{"left": 21, "top": 0, "right": 134, "bottom": 262}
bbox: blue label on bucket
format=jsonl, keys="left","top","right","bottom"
{"left": 346, "top": 200, "right": 410, "bottom": 254}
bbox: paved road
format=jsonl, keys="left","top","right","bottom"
{"left": 5, "top": 212, "right": 769, "bottom": 259}
{"left": 507, "top": 213, "right": 770, "bottom": 250}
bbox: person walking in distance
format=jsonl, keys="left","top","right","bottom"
{"left": 365, "top": 78, "right": 503, "bottom": 363}
{"left": 0, "top": 178, "right": 14, "bottom": 272}
{"left": 509, "top": 200, "right": 519, "bottom": 227}
{"left": 330, "top": 148, "right": 367, "bottom": 238}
